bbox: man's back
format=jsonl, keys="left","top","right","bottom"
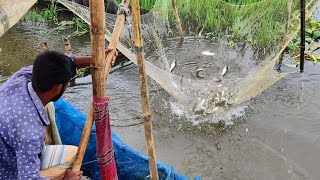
{"left": 0, "top": 66, "right": 49, "bottom": 179}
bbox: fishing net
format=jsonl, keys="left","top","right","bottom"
{"left": 57, "top": 0, "right": 319, "bottom": 124}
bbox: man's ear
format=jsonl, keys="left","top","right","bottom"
{"left": 52, "top": 84, "right": 63, "bottom": 94}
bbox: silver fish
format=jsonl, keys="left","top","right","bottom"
{"left": 193, "top": 98, "right": 206, "bottom": 115}
{"left": 201, "top": 51, "right": 215, "bottom": 56}
{"left": 221, "top": 66, "right": 228, "bottom": 77}
{"left": 170, "top": 60, "right": 176, "bottom": 72}
{"left": 221, "top": 90, "right": 225, "bottom": 97}
{"left": 212, "top": 77, "right": 221, "bottom": 82}
{"left": 196, "top": 68, "right": 205, "bottom": 78}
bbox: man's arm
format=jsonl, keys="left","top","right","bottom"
{"left": 72, "top": 48, "right": 118, "bottom": 69}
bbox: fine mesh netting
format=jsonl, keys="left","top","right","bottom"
{"left": 57, "top": 0, "right": 318, "bottom": 123}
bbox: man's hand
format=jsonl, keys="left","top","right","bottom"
{"left": 63, "top": 169, "right": 83, "bottom": 180}
{"left": 105, "top": 48, "right": 118, "bottom": 65}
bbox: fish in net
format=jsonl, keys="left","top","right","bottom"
{"left": 57, "top": 0, "right": 319, "bottom": 124}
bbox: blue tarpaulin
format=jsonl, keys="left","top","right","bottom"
{"left": 54, "top": 98, "right": 200, "bottom": 180}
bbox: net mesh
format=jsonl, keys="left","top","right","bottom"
{"left": 57, "top": 0, "right": 318, "bottom": 123}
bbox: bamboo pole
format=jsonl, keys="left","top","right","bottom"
{"left": 171, "top": 0, "right": 184, "bottom": 42}
{"left": 63, "top": 38, "right": 72, "bottom": 55}
{"left": 300, "top": 0, "right": 305, "bottom": 73}
{"left": 131, "top": 0, "right": 159, "bottom": 180}
{"left": 43, "top": 42, "right": 49, "bottom": 51}
{"left": 72, "top": 0, "right": 130, "bottom": 172}
{"left": 104, "top": 0, "right": 130, "bottom": 81}
{"left": 72, "top": 0, "right": 106, "bottom": 171}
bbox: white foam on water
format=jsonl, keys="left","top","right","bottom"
{"left": 169, "top": 101, "right": 184, "bottom": 117}
{"left": 182, "top": 102, "right": 249, "bottom": 126}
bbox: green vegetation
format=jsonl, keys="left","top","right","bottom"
{"left": 43, "top": 1, "right": 59, "bottom": 24}
{"left": 115, "top": 0, "right": 156, "bottom": 11}
{"left": 24, "top": 1, "right": 59, "bottom": 23}
{"left": 139, "top": 0, "right": 315, "bottom": 52}
{"left": 286, "top": 19, "right": 320, "bottom": 64}
{"left": 76, "top": 67, "right": 91, "bottom": 78}
{"left": 23, "top": 8, "right": 43, "bottom": 22}
{"left": 165, "top": 0, "right": 303, "bottom": 51}
{"left": 24, "top": 2, "right": 89, "bottom": 36}
{"left": 223, "top": 0, "right": 263, "bottom": 5}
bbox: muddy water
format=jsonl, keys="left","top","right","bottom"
{"left": 2, "top": 12, "right": 320, "bottom": 180}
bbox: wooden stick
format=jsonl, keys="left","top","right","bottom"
{"left": 131, "top": 0, "right": 159, "bottom": 180}
{"left": 72, "top": 0, "right": 106, "bottom": 171}
{"left": 172, "top": 0, "right": 184, "bottom": 42}
{"left": 105, "top": 0, "right": 130, "bottom": 82}
{"left": 43, "top": 42, "right": 49, "bottom": 51}
{"left": 72, "top": 0, "right": 130, "bottom": 172}
{"left": 63, "top": 38, "right": 72, "bottom": 55}
{"left": 300, "top": 0, "right": 306, "bottom": 73}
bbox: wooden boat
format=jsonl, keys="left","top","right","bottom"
{"left": 0, "top": 0, "right": 37, "bottom": 37}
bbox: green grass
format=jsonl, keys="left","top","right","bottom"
{"left": 223, "top": 0, "right": 263, "bottom": 5}
{"left": 24, "top": 8, "right": 44, "bottom": 22}
{"left": 115, "top": 0, "right": 156, "bottom": 10}
{"left": 24, "top": 2, "right": 89, "bottom": 36}
{"left": 150, "top": 0, "right": 314, "bottom": 52}
{"left": 113, "top": 0, "right": 301, "bottom": 51}
{"left": 24, "top": 1, "right": 59, "bottom": 23}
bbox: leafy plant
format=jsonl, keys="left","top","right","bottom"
{"left": 43, "top": 1, "right": 59, "bottom": 24}
{"left": 286, "top": 18, "right": 320, "bottom": 64}
{"left": 73, "top": 18, "right": 90, "bottom": 36}
{"left": 23, "top": 8, "right": 44, "bottom": 22}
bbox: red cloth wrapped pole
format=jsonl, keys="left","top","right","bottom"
{"left": 93, "top": 96, "right": 118, "bottom": 180}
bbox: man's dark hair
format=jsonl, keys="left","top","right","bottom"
{"left": 32, "top": 51, "right": 76, "bottom": 92}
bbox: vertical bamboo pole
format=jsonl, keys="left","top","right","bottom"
{"left": 104, "top": 0, "right": 130, "bottom": 81}
{"left": 43, "top": 42, "right": 49, "bottom": 51}
{"left": 172, "top": 0, "right": 184, "bottom": 42}
{"left": 300, "top": 0, "right": 305, "bottom": 73}
{"left": 131, "top": 0, "right": 159, "bottom": 179}
{"left": 72, "top": 0, "right": 106, "bottom": 171}
{"left": 63, "top": 38, "right": 72, "bottom": 55}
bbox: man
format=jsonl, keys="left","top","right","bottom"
{"left": 0, "top": 49, "right": 117, "bottom": 179}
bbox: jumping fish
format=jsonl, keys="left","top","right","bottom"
{"left": 170, "top": 60, "right": 177, "bottom": 72}
{"left": 193, "top": 98, "right": 206, "bottom": 115}
{"left": 221, "top": 65, "right": 228, "bottom": 77}
{"left": 195, "top": 68, "right": 205, "bottom": 78}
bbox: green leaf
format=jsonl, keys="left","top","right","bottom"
{"left": 315, "top": 54, "right": 320, "bottom": 60}
{"left": 287, "top": 43, "right": 297, "bottom": 50}
{"left": 310, "top": 20, "right": 318, "bottom": 29}
{"left": 312, "top": 30, "right": 320, "bottom": 39}
{"left": 310, "top": 53, "right": 318, "bottom": 61}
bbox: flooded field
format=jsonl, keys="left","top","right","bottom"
{"left": 1, "top": 6, "right": 320, "bottom": 180}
